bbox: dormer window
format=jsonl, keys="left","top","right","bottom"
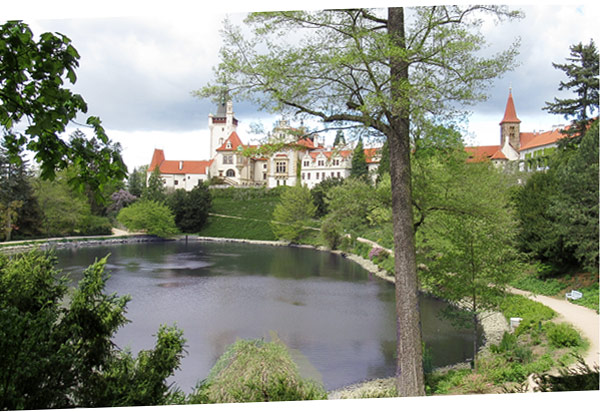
{"left": 226, "top": 141, "right": 232, "bottom": 149}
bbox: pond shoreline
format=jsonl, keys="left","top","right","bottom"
{"left": 3, "top": 233, "right": 508, "bottom": 397}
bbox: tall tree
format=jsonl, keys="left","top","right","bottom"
{"left": 128, "top": 166, "right": 147, "bottom": 198}
{"left": 543, "top": 40, "right": 599, "bottom": 140}
{"left": 196, "top": 7, "right": 521, "bottom": 395}
{"left": 350, "top": 137, "right": 368, "bottom": 180}
{"left": 0, "top": 21, "right": 126, "bottom": 198}
{"left": 0, "top": 142, "right": 43, "bottom": 241}
{"left": 143, "top": 167, "right": 166, "bottom": 203}
{"left": 376, "top": 138, "right": 390, "bottom": 183}
{"left": 333, "top": 130, "right": 346, "bottom": 147}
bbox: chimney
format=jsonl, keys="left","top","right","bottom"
{"left": 179, "top": 161, "right": 183, "bottom": 170}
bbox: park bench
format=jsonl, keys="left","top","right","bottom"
{"left": 565, "top": 290, "right": 583, "bottom": 300}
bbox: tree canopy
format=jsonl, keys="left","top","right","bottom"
{"left": 0, "top": 21, "right": 127, "bottom": 198}
{"left": 543, "top": 39, "right": 599, "bottom": 139}
{"left": 197, "top": 6, "right": 521, "bottom": 396}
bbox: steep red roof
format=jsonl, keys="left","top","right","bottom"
{"left": 216, "top": 131, "right": 245, "bottom": 151}
{"left": 149, "top": 148, "right": 166, "bottom": 171}
{"left": 500, "top": 90, "right": 521, "bottom": 125}
{"left": 364, "top": 147, "right": 379, "bottom": 164}
{"left": 149, "top": 148, "right": 212, "bottom": 175}
{"left": 465, "top": 145, "right": 501, "bottom": 162}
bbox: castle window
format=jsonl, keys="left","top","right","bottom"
{"left": 275, "top": 161, "right": 287, "bottom": 174}
{"left": 226, "top": 141, "right": 232, "bottom": 149}
{"left": 333, "top": 159, "right": 340, "bottom": 166}
{"left": 226, "top": 169, "right": 235, "bottom": 177}
{"left": 303, "top": 160, "right": 310, "bottom": 167}
{"left": 307, "top": 172, "right": 311, "bottom": 180}
{"left": 223, "top": 154, "right": 233, "bottom": 164}
{"left": 318, "top": 160, "right": 324, "bottom": 167}
{"left": 174, "top": 180, "right": 179, "bottom": 186}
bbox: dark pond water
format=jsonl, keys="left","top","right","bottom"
{"left": 54, "top": 240, "right": 478, "bottom": 392}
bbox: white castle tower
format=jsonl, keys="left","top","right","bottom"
{"left": 208, "top": 98, "right": 238, "bottom": 159}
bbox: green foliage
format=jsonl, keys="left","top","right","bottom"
{"left": 143, "top": 167, "right": 166, "bottom": 203}
{"left": 325, "top": 178, "right": 375, "bottom": 234}
{"left": 417, "top": 161, "right": 522, "bottom": 354}
{"left": 117, "top": 199, "right": 179, "bottom": 238}
{"left": 510, "top": 273, "right": 566, "bottom": 296}
{"left": 545, "top": 322, "right": 583, "bottom": 348}
{"left": 543, "top": 40, "right": 599, "bottom": 140}
{"left": 34, "top": 170, "right": 110, "bottom": 237}
{"left": 0, "top": 143, "right": 43, "bottom": 241}
{"left": 376, "top": 139, "right": 390, "bottom": 183}
{"left": 166, "top": 184, "right": 212, "bottom": 233}
{"left": 498, "top": 294, "right": 556, "bottom": 334}
{"left": 271, "top": 185, "right": 317, "bottom": 242}
{"left": 350, "top": 137, "right": 368, "bottom": 180}
{"left": 0, "top": 21, "right": 127, "bottom": 197}
{"left": 127, "top": 166, "right": 147, "bottom": 198}
{"left": 188, "top": 339, "right": 327, "bottom": 403}
{"left": 533, "top": 357, "right": 599, "bottom": 392}
{"left": 0, "top": 251, "right": 186, "bottom": 409}
{"left": 320, "top": 215, "right": 342, "bottom": 250}
{"left": 310, "top": 177, "right": 344, "bottom": 218}
{"left": 514, "top": 121, "right": 599, "bottom": 273}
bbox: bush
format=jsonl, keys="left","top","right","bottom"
{"left": 117, "top": 200, "right": 179, "bottom": 238}
{"left": 271, "top": 185, "right": 317, "bottom": 242}
{"left": 321, "top": 216, "right": 342, "bottom": 250}
{"left": 534, "top": 358, "right": 599, "bottom": 392}
{"left": 166, "top": 184, "right": 212, "bottom": 233}
{"left": 545, "top": 322, "right": 583, "bottom": 348}
{"left": 499, "top": 294, "right": 555, "bottom": 334}
{"left": 189, "top": 339, "right": 327, "bottom": 403}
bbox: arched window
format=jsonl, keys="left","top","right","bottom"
{"left": 226, "top": 169, "right": 236, "bottom": 177}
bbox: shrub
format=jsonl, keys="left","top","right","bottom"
{"left": 321, "top": 216, "right": 342, "bottom": 250}
{"left": 499, "top": 294, "right": 555, "bottom": 334}
{"left": 117, "top": 200, "right": 179, "bottom": 238}
{"left": 166, "top": 184, "right": 212, "bottom": 233}
{"left": 534, "top": 357, "right": 599, "bottom": 392}
{"left": 271, "top": 185, "right": 317, "bottom": 242}
{"left": 189, "top": 339, "right": 327, "bottom": 403}
{"left": 545, "top": 322, "right": 583, "bottom": 348}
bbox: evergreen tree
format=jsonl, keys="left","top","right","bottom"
{"left": 143, "top": 167, "right": 166, "bottom": 203}
{"left": 333, "top": 130, "right": 346, "bottom": 147}
{"left": 376, "top": 139, "right": 390, "bottom": 183}
{"left": 543, "top": 40, "right": 599, "bottom": 140}
{"left": 128, "top": 166, "right": 147, "bottom": 198}
{"left": 0, "top": 143, "right": 43, "bottom": 241}
{"left": 350, "top": 137, "right": 368, "bottom": 180}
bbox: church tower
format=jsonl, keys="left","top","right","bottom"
{"left": 208, "top": 97, "right": 238, "bottom": 159}
{"left": 500, "top": 88, "right": 521, "bottom": 150}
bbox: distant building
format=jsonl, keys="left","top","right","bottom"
{"left": 148, "top": 101, "right": 380, "bottom": 190}
{"left": 465, "top": 89, "right": 570, "bottom": 170}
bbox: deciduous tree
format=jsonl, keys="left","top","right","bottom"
{"left": 197, "top": 6, "right": 521, "bottom": 395}
{"left": 0, "top": 21, "right": 127, "bottom": 197}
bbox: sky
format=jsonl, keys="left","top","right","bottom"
{"left": 4, "top": 0, "right": 599, "bottom": 171}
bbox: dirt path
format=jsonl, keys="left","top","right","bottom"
{"left": 509, "top": 287, "right": 599, "bottom": 368}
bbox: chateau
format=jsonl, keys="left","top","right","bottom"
{"left": 148, "top": 90, "right": 567, "bottom": 190}
{"left": 148, "top": 100, "right": 380, "bottom": 190}
{"left": 465, "top": 89, "right": 569, "bottom": 169}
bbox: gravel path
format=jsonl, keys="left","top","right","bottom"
{"left": 508, "top": 287, "right": 599, "bottom": 368}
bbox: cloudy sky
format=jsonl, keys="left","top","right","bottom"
{"left": 4, "top": 0, "right": 599, "bottom": 171}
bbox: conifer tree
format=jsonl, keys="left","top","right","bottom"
{"left": 543, "top": 40, "right": 599, "bottom": 139}
{"left": 350, "top": 137, "right": 368, "bottom": 180}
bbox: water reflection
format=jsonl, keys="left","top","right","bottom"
{"left": 54, "top": 241, "right": 479, "bottom": 392}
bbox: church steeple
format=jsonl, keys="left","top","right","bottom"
{"left": 500, "top": 88, "right": 521, "bottom": 150}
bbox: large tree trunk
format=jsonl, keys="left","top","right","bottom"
{"left": 387, "top": 7, "right": 425, "bottom": 397}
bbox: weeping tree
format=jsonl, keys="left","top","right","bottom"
{"left": 196, "top": 6, "right": 521, "bottom": 396}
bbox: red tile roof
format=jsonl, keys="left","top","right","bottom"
{"left": 149, "top": 149, "right": 212, "bottom": 175}
{"left": 519, "top": 128, "right": 567, "bottom": 150}
{"left": 500, "top": 90, "right": 521, "bottom": 124}
{"left": 465, "top": 145, "right": 501, "bottom": 162}
{"left": 216, "top": 131, "right": 245, "bottom": 151}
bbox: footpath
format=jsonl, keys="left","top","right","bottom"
{"left": 508, "top": 287, "right": 599, "bottom": 369}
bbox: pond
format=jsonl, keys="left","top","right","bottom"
{"left": 54, "top": 240, "right": 479, "bottom": 392}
